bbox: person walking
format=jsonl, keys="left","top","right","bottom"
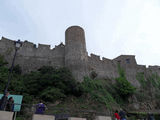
{"left": 35, "top": 100, "right": 46, "bottom": 114}
{"left": 0, "top": 92, "right": 10, "bottom": 110}
{"left": 147, "top": 113, "right": 155, "bottom": 120}
{"left": 6, "top": 97, "right": 14, "bottom": 111}
{"left": 114, "top": 110, "right": 120, "bottom": 120}
{"left": 119, "top": 109, "right": 126, "bottom": 120}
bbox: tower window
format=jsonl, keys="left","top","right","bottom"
{"left": 126, "top": 59, "right": 130, "bottom": 63}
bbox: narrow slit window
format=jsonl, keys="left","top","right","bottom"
{"left": 126, "top": 59, "right": 130, "bottom": 63}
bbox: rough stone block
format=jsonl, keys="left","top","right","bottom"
{"left": 32, "top": 114, "right": 55, "bottom": 120}
{"left": 68, "top": 117, "right": 87, "bottom": 120}
{"left": 0, "top": 111, "right": 14, "bottom": 120}
{"left": 95, "top": 116, "right": 112, "bottom": 120}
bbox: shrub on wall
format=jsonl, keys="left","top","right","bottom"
{"left": 115, "top": 64, "right": 136, "bottom": 99}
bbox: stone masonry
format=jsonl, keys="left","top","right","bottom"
{"left": 0, "top": 26, "right": 160, "bottom": 86}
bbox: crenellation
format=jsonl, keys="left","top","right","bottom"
{"left": 0, "top": 37, "right": 15, "bottom": 48}
{"left": 23, "top": 41, "right": 35, "bottom": 48}
{"left": 137, "top": 65, "right": 146, "bottom": 73}
{"left": 102, "top": 57, "right": 111, "bottom": 62}
{"left": 137, "top": 65, "right": 146, "bottom": 69}
{"left": 1, "top": 36, "right": 14, "bottom": 43}
{"left": 90, "top": 53, "right": 100, "bottom": 61}
{"left": 147, "top": 65, "right": 160, "bottom": 76}
{"left": 38, "top": 44, "right": 51, "bottom": 50}
{"left": 0, "top": 26, "right": 159, "bottom": 85}
{"left": 58, "top": 42, "right": 65, "bottom": 47}
{"left": 148, "top": 65, "right": 160, "bottom": 69}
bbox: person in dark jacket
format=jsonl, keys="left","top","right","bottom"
{"left": 6, "top": 97, "right": 14, "bottom": 111}
{"left": 0, "top": 92, "right": 10, "bottom": 110}
{"left": 148, "top": 113, "right": 155, "bottom": 120}
{"left": 119, "top": 109, "right": 126, "bottom": 120}
{"left": 35, "top": 101, "right": 46, "bottom": 114}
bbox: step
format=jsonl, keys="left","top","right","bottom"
{"left": 68, "top": 117, "right": 87, "bottom": 120}
{"left": 0, "top": 111, "right": 14, "bottom": 120}
{"left": 95, "top": 116, "right": 112, "bottom": 120}
{"left": 32, "top": 114, "right": 55, "bottom": 120}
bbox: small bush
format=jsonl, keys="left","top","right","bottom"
{"left": 115, "top": 64, "right": 136, "bottom": 99}
{"left": 40, "top": 87, "right": 66, "bottom": 102}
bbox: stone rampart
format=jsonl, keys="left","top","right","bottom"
{"left": 0, "top": 26, "right": 160, "bottom": 85}
{"left": 148, "top": 65, "right": 160, "bottom": 76}
{"left": 88, "top": 53, "right": 119, "bottom": 79}
{"left": 0, "top": 37, "right": 65, "bottom": 73}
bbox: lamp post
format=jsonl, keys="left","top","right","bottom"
{"left": 0, "top": 39, "right": 22, "bottom": 110}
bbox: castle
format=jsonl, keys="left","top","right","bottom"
{"left": 0, "top": 26, "right": 160, "bottom": 87}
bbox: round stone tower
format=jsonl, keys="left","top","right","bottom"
{"left": 65, "top": 26, "right": 88, "bottom": 82}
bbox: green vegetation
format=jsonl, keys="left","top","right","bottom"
{"left": 0, "top": 55, "right": 81, "bottom": 103}
{"left": 0, "top": 56, "right": 136, "bottom": 108}
{"left": 136, "top": 71, "right": 160, "bottom": 90}
{"left": 147, "top": 73, "right": 160, "bottom": 89}
{"left": 81, "top": 77, "right": 116, "bottom": 109}
{"left": 22, "top": 66, "right": 82, "bottom": 102}
{"left": 2, "top": 54, "right": 160, "bottom": 119}
{"left": 0, "top": 55, "right": 9, "bottom": 92}
{"left": 115, "top": 64, "right": 136, "bottom": 99}
{"left": 135, "top": 71, "right": 160, "bottom": 106}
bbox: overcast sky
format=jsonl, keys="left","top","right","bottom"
{"left": 0, "top": 0, "right": 160, "bottom": 66}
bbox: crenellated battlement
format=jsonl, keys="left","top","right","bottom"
{"left": 1, "top": 36, "right": 14, "bottom": 43}
{"left": 0, "top": 26, "right": 160, "bottom": 84}
{"left": 38, "top": 44, "right": 51, "bottom": 50}
{"left": 102, "top": 57, "right": 112, "bottom": 62}
{"left": 148, "top": 65, "right": 160, "bottom": 72}
{"left": 23, "top": 41, "right": 36, "bottom": 48}
{"left": 89, "top": 53, "right": 101, "bottom": 61}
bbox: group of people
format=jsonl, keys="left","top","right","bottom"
{"left": 141, "top": 113, "right": 155, "bottom": 120}
{"left": 0, "top": 92, "right": 14, "bottom": 111}
{"left": 114, "top": 109, "right": 126, "bottom": 120}
{"left": 114, "top": 109, "right": 155, "bottom": 120}
{"left": 0, "top": 92, "right": 46, "bottom": 114}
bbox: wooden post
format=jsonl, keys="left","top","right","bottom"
{"left": 13, "top": 112, "right": 17, "bottom": 120}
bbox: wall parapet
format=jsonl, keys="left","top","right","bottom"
{"left": 23, "top": 41, "right": 36, "bottom": 48}
{"left": 148, "top": 65, "right": 160, "bottom": 71}
{"left": 102, "top": 57, "right": 111, "bottom": 62}
{"left": 0, "top": 37, "right": 15, "bottom": 45}
{"left": 38, "top": 44, "right": 51, "bottom": 50}
{"left": 90, "top": 53, "right": 100, "bottom": 61}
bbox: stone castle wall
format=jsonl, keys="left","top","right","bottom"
{"left": 0, "top": 26, "right": 160, "bottom": 86}
{"left": 0, "top": 37, "right": 65, "bottom": 73}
